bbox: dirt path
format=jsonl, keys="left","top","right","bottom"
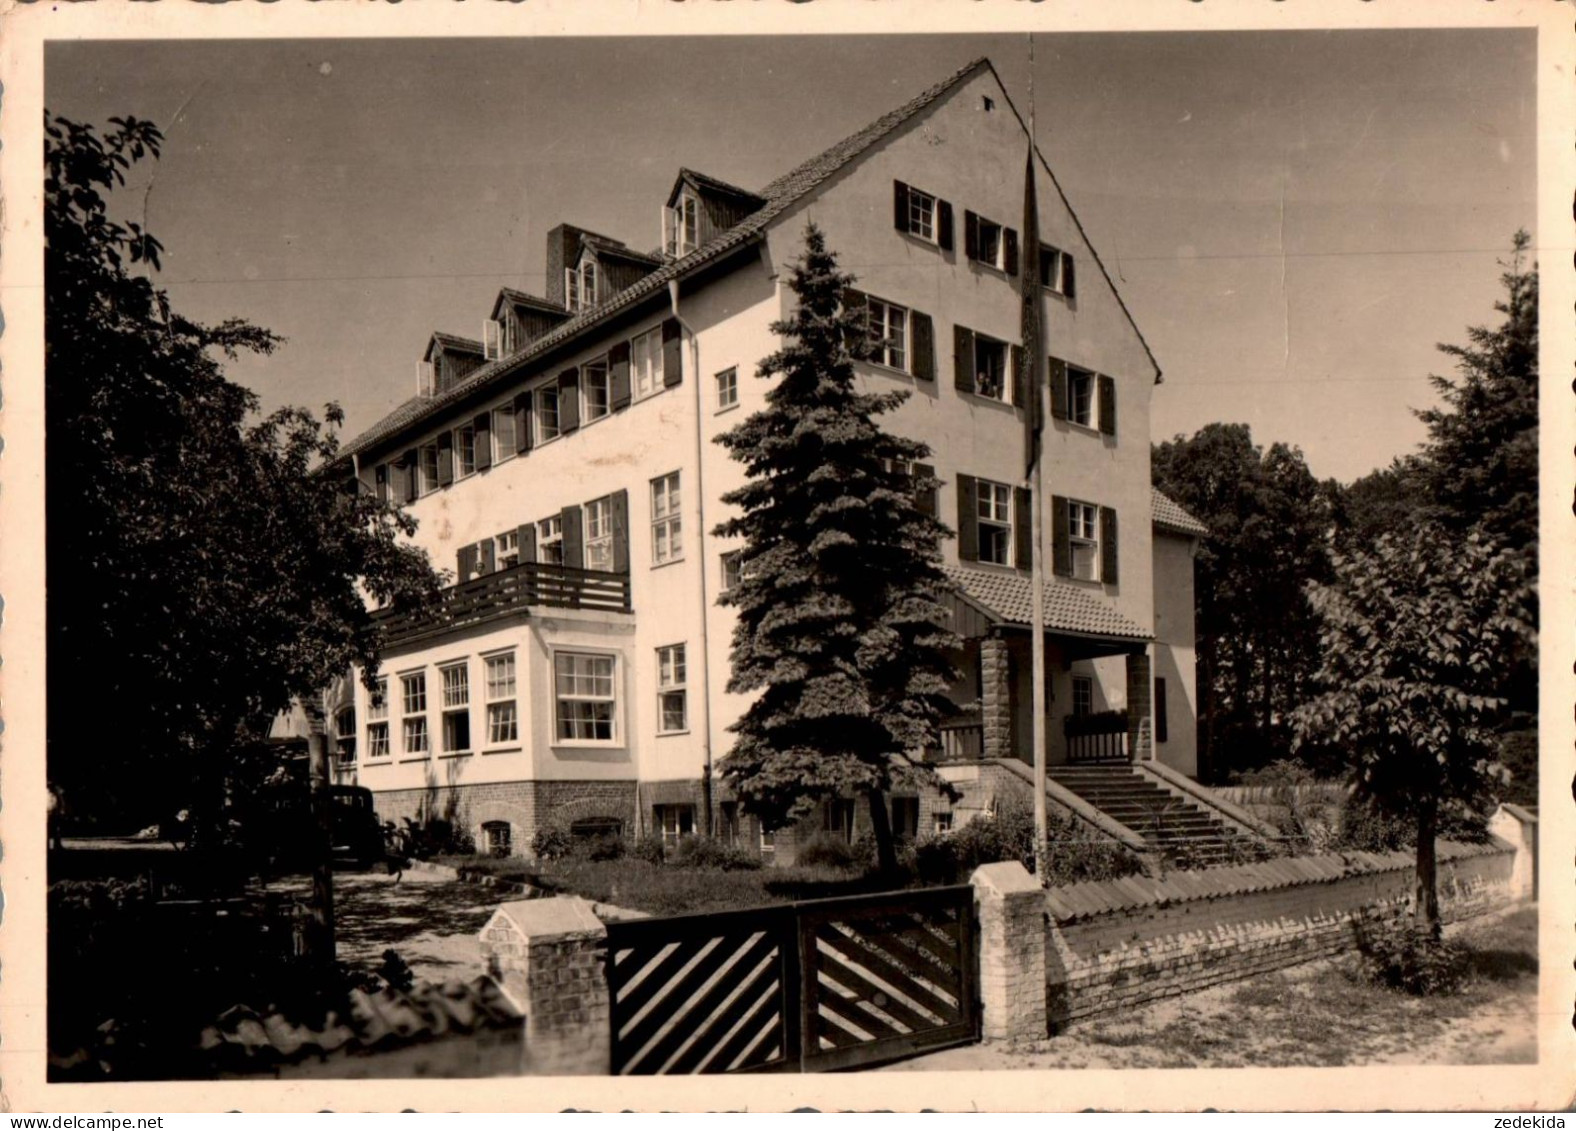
{"left": 883, "top": 905, "right": 1539, "bottom": 1071}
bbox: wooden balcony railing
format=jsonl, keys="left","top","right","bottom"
{"left": 373, "top": 561, "right": 632, "bottom": 648}
{"left": 1064, "top": 709, "right": 1131, "bottom": 763}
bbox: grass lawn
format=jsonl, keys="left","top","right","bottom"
{"left": 884, "top": 905, "right": 1540, "bottom": 1071}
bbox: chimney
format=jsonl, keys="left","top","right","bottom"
{"left": 545, "top": 224, "right": 587, "bottom": 309}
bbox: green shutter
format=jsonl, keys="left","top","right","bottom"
{"left": 1051, "top": 494, "right": 1071, "bottom": 577}
{"left": 1004, "top": 227, "right": 1020, "bottom": 277}
{"left": 474, "top": 413, "right": 492, "bottom": 470}
{"left": 609, "top": 340, "right": 632, "bottom": 410}
{"left": 953, "top": 324, "right": 975, "bottom": 393}
{"left": 558, "top": 368, "right": 580, "bottom": 434}
{"left": 956, "top": 474, "right": 979, "bottom": 562}
{"left": 611, "top": 488, "right": 630, "bottom": 573}
{"left": 1048, "top": 357, "right": 1068, "bottom": 422}
{"left": 1098, "top": 374, "right": 1117, "bottom": 437}
{"left": 1013, "top": 486, "right": 1032, "bottom": 571}
{"left": 963, "top": 210, "right": 979, "bottom": 261}
{"left": 517, "top": 523, "right": 537, "bottom": 565}
{"left": 662, "top": 317, "right": 683, "bottom": 387}
{"left": 1101, "top": 506, "right": 1119, "bottom": 584}
{"left": 911, "top": 310, "right": 935, "bottom": 382}
{"left": 457, "top": 543, "right": 477, "bottom": 581}
{"left": 1011, "top": 344, "right": 1028, "bottom": 410}
{"left": 561, "top": 504, "right": 584, "bottom": 569}
{"left": 893, "top": 180, "right": 910, "bottom": 232}
{"left": 437, "top": 433, "right": 454, "bottom": 486}
{"left": 515, "top": 392, "right": 533, "bottom": 454}
{"left": 937, "top": 199, "right": 954, "bottom": 252}
{"left": 1063, "top": 253, "right": 1076, "bottom": 299}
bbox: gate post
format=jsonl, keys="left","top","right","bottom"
{"left": 970, "top": 862, "right": 1048, "bottom": 1043}
{"left": 479, "top": 896, "right": 611, "bottom": 1075}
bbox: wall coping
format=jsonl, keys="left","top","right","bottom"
{"left": 488, "top": 895, "right": 607, "bottom": 939}
{"left": 1044, "top": 838, "right": 1514, "bottom": 923}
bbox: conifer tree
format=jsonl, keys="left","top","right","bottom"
{"left": 714, "top": 223, "right": 958, "bottom": 874}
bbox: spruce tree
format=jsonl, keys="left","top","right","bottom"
{"left": 714, "top": 222, "right": 958, "bottom": 874}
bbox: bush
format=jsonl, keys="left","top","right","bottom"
{"left": 531, "top": 825, "right": 573, "bottom": 862}
{"left": 628, "top": 835, "right": 667, "bottom": 865}
{"left": 796, "top": 831, "right": 857, "bottom": 870}
{"left": 1354, "top": 918, "right": 1469, "bottom": 996}
{"left": 667, "top": 835, "right": 762, "bottom": 872}
{"left": 910, "top": 800, "right": 1144, "bottom": 886}
{"left": 581, "top": 833, "right": 625, "bottom": 862}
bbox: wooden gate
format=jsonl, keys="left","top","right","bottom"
{"left": 605, "top": 885, "right": 977, "bottom": 1075}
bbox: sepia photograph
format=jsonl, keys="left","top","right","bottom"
{"left": 2, "top": 3, "right": 1570, "bottom": 1113}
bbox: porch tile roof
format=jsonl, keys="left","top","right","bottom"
{"left": 1151, "top": 489, "right": 1208, "bottom": 537}
{"left": 943, "top": 566, "right": 1150, "bottom": 641}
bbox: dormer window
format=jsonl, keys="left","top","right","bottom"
{"left": 483, "top": 318, "right": 509, "bottom": 360}
{"left": 416, "top": 359, "right": 436, "bottom": 397}
{"left": 565, "top": 257, "right": 599, "bottom": 314}
{"left": 664, "top": 192, "right": 701, "bottom": 258}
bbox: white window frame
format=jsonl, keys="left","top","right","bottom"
{"left": 973, "top": 335, "right": 1010, "bottom": 403}
{"left": 482, "top": 820, "right": 512, "bottom": 857}
{"left": 553, "top": 650, "right": 619, "bottom": 745}
{"left": 583, "top": 355, "right": 611, "bottom": 422}
{"left": 565, "top": 257, "right": 599, "bottom": 314}
{"left": 906, "top": 187, "right": 937, "bottom": 243}
{"left": 440, "top": 662, "right": 471, "bottom": 754}
{"left": 416, "top": 359, "right": 436, "bottom": 397}
{"left": 657, "top": 644, "right": 688, "bottom": 735}
{"left": 1068, "top": 500, "right": 1100, "bottom": 581}
{"left": 484, "top": 650, "right": 519, "bottom": 748}
{"left": 455, "top": 423, "right": 477, "bottom": 479}
{"left": 1067, "top": 366, "right": 1095, "bottom": 428}
{"left": 977, "top": 478, "right": 1013, "bottom": 567}
{"left": 366, "top": 677, "right": 390, "bottom": 759}
{"left": 538, "top": 515, "right": 564, "bottom": 565}
{"left": 655, "top": 803, "right": 695, "bottom": 847}
{"left": 536, "top": 384, "right": 561, "bottom": 444}
{"left": 651, "top": 472, "right": 682, "bottom": 565}
{"left": 483, "top": 318, "right": 503, "bottom": 360}
{"left": 419, "top": 443, "right": 440, "bottom": 495}
{"left": 867, "top": 297, "right": 909, "bottom": 372}
{"left": 1071, "top": 674, "right": 1094, "bottom": 717}
{"left": 492, "top": 405, "right": 517, "bottom": 463}
{"left": 720, "top": 550, "right": 743, "bottom": 593}
{"left": 401, "top": 672, "right": 429, "bottom": 756}
{"left": 584, "top": 496, "right": 614, "bottom": 573}
{"left": 495, "top": 529, "right": 520, "bottom": 570}
{"left": 715, "top": 366, "right": 739, "bottom": 412}
{"left": 631, "top": 327, "right": 662, "bottom": 402}
{"left": 976, "top": 216, "right": 1005, "bottom": 270}
{"left": 334, "top": 706, "right": 357, "bottom": 766}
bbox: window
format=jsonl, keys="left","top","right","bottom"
{"left": 495, "top": 529, "right": 520, "bottom": 570}
{"left": 584, "top": 496, "right": 614, "bottom": 572}
{"left": 720, "top": 551, "right": 743, "bottom": 593}
{"left": 982, "top": 95, "right": 995, "bottom": 112}
{"left": 492, "top": 406, "right": 517, "bottom": 462}
{"left": 1068, "top": 366, "right": 1095, "bottom": 427}
{"left": 891, "top": 797, "right": 919, "bottom": 840}
{"left": 760, "top": 825, "right": 776, "bottom": 858}
{"left": 1068, "top": 500, "right": 1100, "bottom": 581}
{"left": 715, "top": 366, "right": 739, "bottom": 411}
{"left": 719, "top": 801, "right": 740, "bottom": 846}
{"left": 583, "top": 356, "right": 611, "bottom": 422}
{"left": 420, "top": 444, "right": 440, "bottom": 494}
{"left": 651, "top": 472, "right": 682, "bottom": 565}
{"left": 654, "top": 804, "right": 695, "bottom": 847}
{"left": 631, "top": 328, "right": 662, "bottom": 401}
{"left": 485, "top": 652, "right": 519, "bottom": 746}
{"left": 973, "top": 335, "right": 1009, "bottom": 402}
{"left": 440, "top": 663, "right": 470, "bottom": 753}
{"left": 555, "top": 652, "right": 616, "bottom": 742}
{"left": 934, "top": 811, "right": 954, "bottom": 834}
{"left": 657, "top": 644, "right": 687, "bottom": 734}
{"left": 1071, "top": 675, "right": 1093, "bottom": 718}
{"left": 538, "top": 515, "right": 564, "bottom": 565}
{"left": 825, "top": 799, "right": 856, "bottom": 842}
{"left": 536, "top": 384, "right": 561, "bottom": 443}
{"left": 868, "top": 298, "right": 909, "bottom": 372}
{"left": 976, "top": 216, "right": 1004, "bottom": 269}
{"left": 905, "top": 186, "right": 936, "bottom": 242}
{"left": 401, "top": 672, "right": 429, "bottom": 755}
{"left": 665, "top": 193, "right": 700, "bottom": 257}
{"left": 976, "top": 479, "right": 1013, "bottom": 566}
{"left": 367, "top": 678, "right": 390, "bottom": 759}
{"left": 483, "top": 319, "right": 504, "bottom": 360}
{"left": 566, "top": 258, "right": 598, "bottom": 313}
{"left": 1039, "top": 245, "right": 1074, "bottom": 296}
{"left": 417, "top": 359, "right": 436, "bottom": 397}
{"left": 456, "top": 424, "right": 477, "bottom": 478}
{"left": 481, "top": 821, "right": 512, "bottom": 858}
{"left": 335, "top": 707, "right": 357, "bottom": 766}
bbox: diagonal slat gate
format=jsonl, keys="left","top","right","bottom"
{"left": 605, "top": 884, "right": 977, "bottom": 1074}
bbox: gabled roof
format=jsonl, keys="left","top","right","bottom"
{"left": 1151, "top": 489, "right": 1208, "bottom": 537}
{"left": 424, "top": 331, "right": 484, "bottom": 361}
{"left": 492, "top": 287, "right": 570, "bottom": 320}
{"left": 944, "top": 566, "right": 1150, "bottom": 641}
{"left": 667, "top": 166, "right": 767, "bottom": 209}
{"left": 579, "top": 232, "right": 665, "bottom": 268}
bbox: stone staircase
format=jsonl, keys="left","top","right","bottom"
{"left": 1048, "top": 765, "right": 1246, "bottom": 868}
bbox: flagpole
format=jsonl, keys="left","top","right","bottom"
{"left": 1024, "top": 34, "right": 1050, "bottom": 884}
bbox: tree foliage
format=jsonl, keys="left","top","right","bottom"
{"left": 46, "top": 113, "right": 441, "bottom": 829}
{"left": 713, "top": 223, "right": 959, "bottom": 872}
{"left": 1291, "top": 525, "right": 1535, "bottom": 935}
{"left": 1151, "top": 424, "right": 1335, "bottom": 779}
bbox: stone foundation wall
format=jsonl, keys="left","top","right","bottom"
{"left": 370, "top": 780, "right": 637, "bottom": 853}
{"left": 1044, "top": 841, "right": 1517, "bottom": 1027}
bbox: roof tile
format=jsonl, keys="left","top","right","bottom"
{"left": 944, "top": 566, "right": 1150, "bottom": 640}
{"left": 1151, "top": 489, "right": 1207, "bottom": 537}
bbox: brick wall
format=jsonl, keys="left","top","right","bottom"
{"left": 372, "top": 779, "right": 637, "bottom": 854}
{"left": 1043, "top": 841, "right": 1517, "bottom": 1027}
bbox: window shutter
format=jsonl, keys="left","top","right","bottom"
{"left": 402, "top": 450, "right": 418, "bottom": 502}
{"left": 1155, "top": 677, "right": 1169, "bottom": 743}
{"left": 611, "top": 488, "right": 630, "bottom": 573}
{"left": 1062, "top": 253, "right": 1076, "bottom": 299}
{"left": 956, "top": 474, "right": 979, "bottom": 562}
{"left": 662, "top": 316, "right": 683, "bottom": 387}
{"left": 437, "top": 433, "right": 455, "bottom": 486}
{"left": 1013, "top": 486, "right": 1032, "bottom": 571}
{"left": 1098, "top": 374, "right": 1117, "bottom": 437}
{"left": 911, "top": 310, "right": 935, "bottom": 382}
{"left": 1004, "top": 227, "right": 1020, "bottom": 277}
{"left": 1052, "top": 494, "right": 1071, "bottom": 577}
{"left": 457, "top": 543, "right": 478, "bottom": 581}
{"left": 561, "top": 504, "right": 584, "bottom": 569}
{"left": 842, "top": 288, "right": 870, "bottom": 360}
{"left": 963, "top": 210, "right": 979, "bottom": 261}
{"left": 375, "top": 464, "right": 389, "bottom": 504}
{"left": 478, "top": 538, "right": 497, "bottom": 575}
{"left": 1048, "top": 357, "right": 1068, "bottom": 422}
{"left": 518, "top": 523, "right": 537, "bottom": 564}
{"left": 1101, "top": 506, "right": 1119, "bottom": 584}
{"left": 558, "top": 368, "right": 581, "bottom": 434}
{"left": 953, "top": 324, "right": 975, "bottom": 393}
{"left": 474, "top": 413, "right": 492, "bottom": 470}
{"left": 1011, "top": 344, "right": 1028, "bottom": 409}
{"left": 937, "top": 199, "right": 954, "bottom": 251}
{"left": 914, "top": 463, "right": 937, "bottom": 518}
{"left": 514, "top": 392, "right": 533, "bottom": 454}
{"left": 609, "top": 340, "right": 632, "bottom": 410}
{"left": 893, "top": 180, "right": 911, "bottom": 232}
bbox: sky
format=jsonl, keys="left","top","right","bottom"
{"left": 45, "top": 30, "right": 1537, "bottom": 484}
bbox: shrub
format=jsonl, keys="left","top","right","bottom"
{"left": 668, "top": 835, "right": 762, "bottom": 872}
{"left": 910, "top": 799, "right": 1144, "bottom": 886}
{"left": 796, "top": 831, "right": 857, "bottom": 870}
{"left": 1354, "top": 918, "right": 1469, "bottom": 996}
{"left": 628, "top": 835, "right": 667, "bottom": 865}
{"left": 531, "top": 825, "right": 573, "bottom": 862}
{"left": 581, "top": 833, "right": 625, "bottom": 862}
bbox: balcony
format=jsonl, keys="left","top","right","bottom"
{"left": 1065, "top": 709, "right": 1131, "bottom": 764}
{"left": 373, "top": 561, "right": 632, "bottom": 649}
